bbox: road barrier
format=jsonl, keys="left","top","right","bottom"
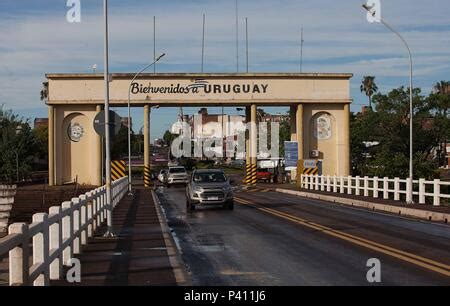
{"left": 143, "top": 166, "right": 152, "bottom": 187}
{"left": 301, "top": 174, "right": 450, "bottom": 206}
{"left": 111, "top": 160, "right": 126, "bottom": 181}
{"left": 0, "top": 176, "right": 128, "bottom": 286}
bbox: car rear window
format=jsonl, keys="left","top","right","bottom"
{"left": 193, "top": 172, "right": 226, "bottom": 183}
{"left": 169, "top": 167, "right": 186, "bottom": 173}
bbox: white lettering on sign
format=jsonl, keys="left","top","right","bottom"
{"left": 130, "top": 80, "right": 269, "bottom": 95}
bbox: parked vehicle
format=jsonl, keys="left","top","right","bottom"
{"left": 186, "top": 169, "right": 234, "bottom": 211}
{"left": 166, "top": 166, "right": 188, "bottom": 187}
{"left": 257, "top": 168, "right": 272, "bottom": 182}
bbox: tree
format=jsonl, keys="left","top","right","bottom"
{"left": 0, "top": 106, "right": 41, "bottom": 183}
{"left": 163, "top": 130, "right": 177, "bottom": 145}
{"left": 351, "top": 86, "right": 449, "bottom": 179}
{"left": 110, "top": 125, "right": 129, "bottom": 160}
{"left": 278, "top": 112, "right": 291, "bottom": 157}
{"left": 360, "top": 76, "right": 378, "bottom": 109}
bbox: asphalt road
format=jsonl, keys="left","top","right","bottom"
{"left": 156, "top": 185, "right": 450, "bottom": 286}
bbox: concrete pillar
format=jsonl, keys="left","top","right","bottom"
{"left": 95, "top": 105, "right": 102, "bottom": 186}
{"left": 342, "top": 103, "right": 350, "bottom": 175}
{"left": 143, "top": 105, "right": 151, "bottom": 187}
{"left": 250, "top": 104, "right": 258, "bottom": 186}
{"left": 245, "top": 107, "right": 250, "bottom": 163}
{"left": 48, "top": 106, "right": 55, "bottom": 186}
{"left": 296, "top": 104, "right": 304, "bottom": 184}
{"left": 290, "top": 105, "right": 297, "bottom": 141}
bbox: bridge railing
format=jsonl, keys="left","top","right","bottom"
{"left": 300, "top": 174, "right": 450, "bottom": 206}
{"left": 0, "top": 176, "right": 128, "bottom": 286}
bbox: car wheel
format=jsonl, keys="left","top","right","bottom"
{"left": 190, "top": 203, "right": 196, "bottom": 211}
{"left": 227, "top": 201, "right": 234, "bottom": 210}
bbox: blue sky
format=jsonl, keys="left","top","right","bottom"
{"left": 0, "top": 0, "right": 449, "bottom": 139}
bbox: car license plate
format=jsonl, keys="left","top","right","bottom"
{"left": 208, "top": 196, "right": 219, "bottom": 201}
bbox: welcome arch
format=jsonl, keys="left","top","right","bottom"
{"left": 45, "top": 73, "right": 352, "bottom": 186}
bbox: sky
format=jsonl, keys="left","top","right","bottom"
{"left": 0, "top": 0, "right": 449, "bottom": 140}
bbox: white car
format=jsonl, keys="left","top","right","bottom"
{"left": 158, "top": 169, "right": 168, "bottom": 183}
{"left": 166, "top": 166, "right": 188, "bottom": 187}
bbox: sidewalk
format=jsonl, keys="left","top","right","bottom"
{"left": 53, "top": 185, "right": 188, "bottom": 286}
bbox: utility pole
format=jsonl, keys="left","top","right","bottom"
{"left": 300, "top": 26, "right": 304, "bottom": 73}
{"left": 103, "top": 0, "right": 113, "bottom": 236}
{"left": 201, "top": 13, "right": 206, "bottom": 73}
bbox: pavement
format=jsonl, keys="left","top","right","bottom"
{"left": 157, "top": 184, "right": 450, "bottom": 285}
{"left": 53, "top": 185, "right": 188, "bottom": 286}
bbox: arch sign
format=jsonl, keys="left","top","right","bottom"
{"left": 45, "top": 73, "right": 352, "bottom": 186}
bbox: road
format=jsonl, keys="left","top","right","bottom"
{"left": 156, "top": 185, "right": 450, "bottom": 286}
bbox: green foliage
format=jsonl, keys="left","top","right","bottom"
{"left": 360, "top": 76, "right": 378, "bottom": 108}
{"left": 163, "top": 130, "right": 177, "bottom": 145}
{"left": 110, "top": 125, "right": 130, "bottom": 160}
{"left": 351, "top": 85, "right": 450, "bottom": 179}
{"left": 278, "top": 112, "right": 291, "bottom": 157}
{"left": 0, "top": 106, "right": 41, "bottom": 183}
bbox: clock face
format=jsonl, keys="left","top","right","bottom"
{"left": 68, "top": 122, "right": 84, "bottom": 142}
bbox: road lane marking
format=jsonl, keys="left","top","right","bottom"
{"left": 235, "top": 197, "right": 450, "bottom": 277}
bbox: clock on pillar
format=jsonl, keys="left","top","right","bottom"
{"left": 68, "top": 122, "right": 84, "bottom": 142}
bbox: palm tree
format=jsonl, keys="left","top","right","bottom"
{"left": 360, "top": 76, "right": 378, "bottom": 109}
{"left": 433, "top": 80, "right": 450, "bottom": 95}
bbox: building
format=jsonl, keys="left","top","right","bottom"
{"left": 34, "top": 118, "right": 48, "bottom": 129}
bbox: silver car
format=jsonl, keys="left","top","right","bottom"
{"left": 186, "top": 169, "right": 234, "bottom": 211}
{"left": 166, "top": 166, "right": 188, "bottom": 187}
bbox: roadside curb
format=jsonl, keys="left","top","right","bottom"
{"left": 151, "top": 189, "right": 191, "bottom": 286}
{"left": 275, "top": 188, "right": 450, "bottom": 224}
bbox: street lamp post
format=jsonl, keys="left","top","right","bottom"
{"left": 362, "top": 4, "right": 414, "bottom": 204}
{"left": 15, "top": 125, "right": 23, "bottom": 183}
{"left": 127, "top": 54, "right": 165, "bottom": 193}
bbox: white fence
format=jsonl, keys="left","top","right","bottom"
{"left": 0, "top": 176, "right": 128, "bottom": 286}
{"left": 300, "top": 174, "right": 450, "bottom": 206}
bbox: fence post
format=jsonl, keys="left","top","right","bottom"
{"left": 383, "top": 177, "right": 389, "bottom": 199}
{"left": 320, "top": 176, "right": 325, "bottom": 191}
{"left": 326, "top": 175, "right": 331, "bottom": 192}
{"left": 71, "top": 198, "right": 81, "bottom": 254}
{"left": 340, "top": 176, "right": 344, "bottom": 194}
{"left": 79, "top": 195, "right": 87, "bottom": 245}
{"left": 61, "top": 201, "right": 73, "bottom": 266}
{"left": 373, "top": 177, "right": 379, "bottom": 198}
{"left": 406, "top": 178, "right": 412, "bottom": 204}
{"left": 315, "top": 175, "right": 319, "bottom": 191}
{"left": 309, "top": 175, "right": 313, "bottom": 189}
{"left": 333, "top": 176, "right": 337, "bottom": 193}
{"left": 418, "top": 178, "right": 425, "bottom": 204}
{"left": 364, "top": 176, "right": 369, "bottom": 197}
{"left": 394, "top": 178, "right": 400, "bottom": 201}
{"left": 355, "top": 176, "right": 360, "bottom": 196}
{"left": 32, "top": 213, "right": 50, "bottom": 286}
{"left": 48, "top": 206, "right": 62, "bottom": 281}
{"left": 87, "top": 192, "right": 93, "bottom": 238}
{"left": 433, "top": 179, "right": 440, "bottom": 206}
{"left": 8, "top": 223, "right": 29, "bottom": 286}
{"left": 347, "top": 176, "right": 352, "bottom": 195}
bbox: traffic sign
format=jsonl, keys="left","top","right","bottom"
{"left": 93, "top": 110, "right": 122, "bottom": 137}
{"left": 303, "top": 159, "right": 316, "bottom": 168}
{"left": 284, "top": 141, "right": 298, "bottom": 169}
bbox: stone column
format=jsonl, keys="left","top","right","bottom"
{"left": 48, "top": 106, "right": 55, "bottom": 186}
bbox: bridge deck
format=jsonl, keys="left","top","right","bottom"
{"left": 53, "top": 186, "right": 179, "bottom": 286}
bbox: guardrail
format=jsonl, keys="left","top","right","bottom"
{"left": 300, "top": 174, "right": 450, "bottom": 206}
{"left": 0, "top": 176, "right": 128, "bottom": 286}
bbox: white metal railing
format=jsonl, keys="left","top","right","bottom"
{"left": 0, "top": 176, "right": 128, "bottom": 286}
{"left": 300, "top": 174, "right": 450, "bottom": 206}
